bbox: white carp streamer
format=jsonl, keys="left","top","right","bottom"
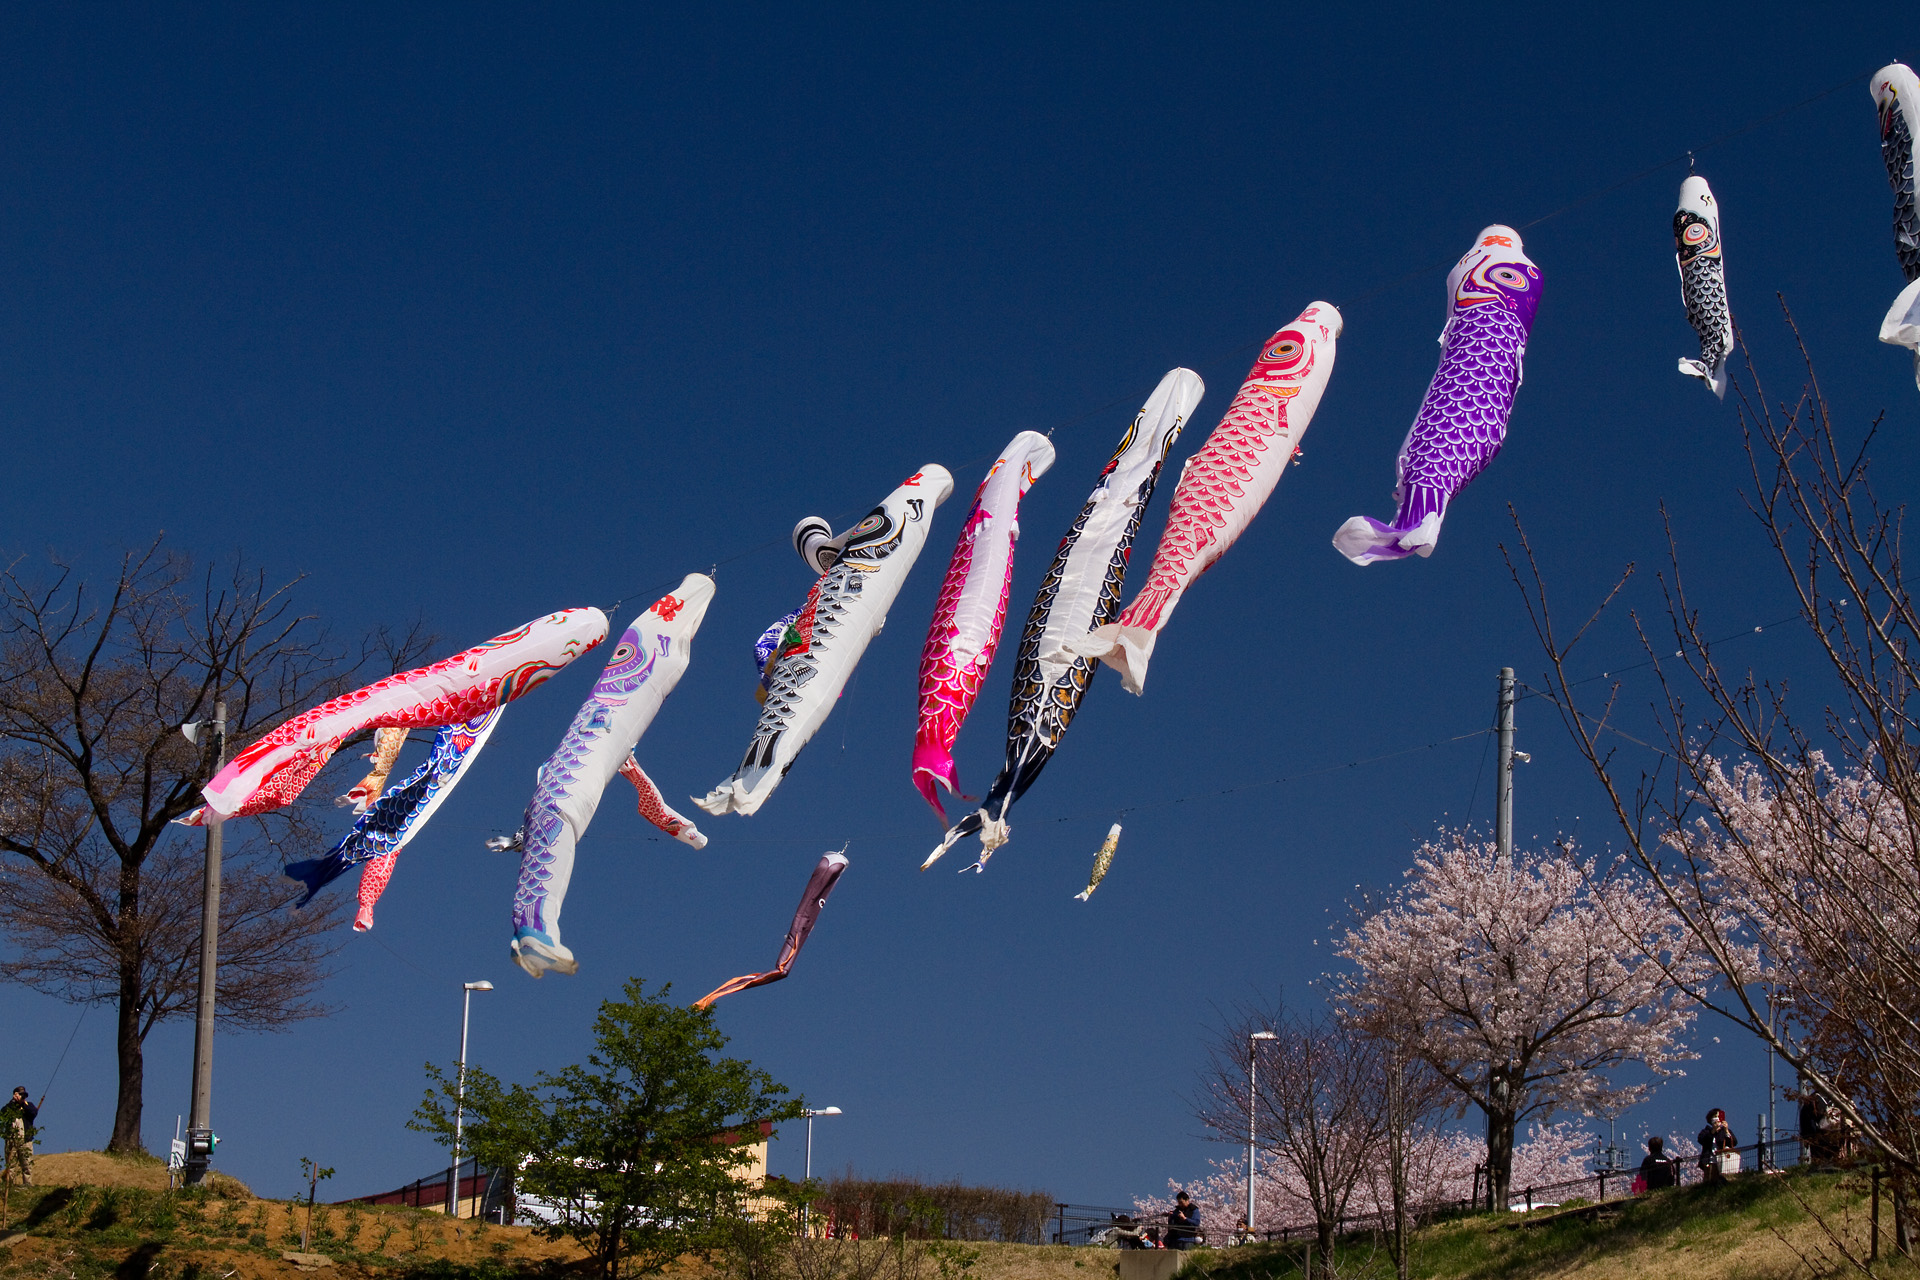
{"left": 699, "top": 467, "right": 954, "bottom": 818}
{"left": 509, "top": 575, "right": 715, "bottom": 979}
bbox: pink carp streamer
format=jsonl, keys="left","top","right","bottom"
{"left": 192, "top": 608, "right": 606, "bottom": 823}
{"left": 912, "top": 432, "right": 1056, "bottom": 821}
{"left": 617, "top": 755, "right": 707, "bottom": 848}
{"left": 693, "top": 849, "right": 849, "bottom": 1008}
{"left": 1073, "top": 305, "right": 1341, "bottom": 694}
{"left": 337, "top": 727, "right": 408, "bottom": 813}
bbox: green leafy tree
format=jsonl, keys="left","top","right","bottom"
{"left": 412, "top": 977, "right": 803, "bottom": 1279}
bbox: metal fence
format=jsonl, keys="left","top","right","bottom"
{"left": 1050, "top": 1203, "right": 1138, "bottom": 1245}
{"left": 1249, "top": 1134, "right": 1808, "bottom": 1244}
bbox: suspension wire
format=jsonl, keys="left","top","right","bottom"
{"left": 39, "top": 1004, "right": 88, "bottom": 1107}
{"left": 594, "top": 54, "right": 1905, "bottom": 621}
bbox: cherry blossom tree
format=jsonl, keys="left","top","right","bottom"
{"left": 1192, "top": 1007, "right": 1412, "bottom": 1261}
{"left": 1331, "top": 836, "right": 1706, "bottom": 1210}
{"left": 1507, "top": 324, "right": 1920, "bottom": 1255}
{"left": 1138, "top": 1122, "right": 1598, "bottom": 1242}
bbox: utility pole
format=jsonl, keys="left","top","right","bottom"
{"left": 1495, "top": 668, "right": 1515, "bottom": 860}
{"left": 184, "top": 701, "right": 227, "bottom": 1186}
{"left": 1487, "top": 668, "right": 1517, "bottom": 1212}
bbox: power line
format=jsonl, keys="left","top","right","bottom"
{"left": 595, "top": 54, "right": 1905, "bottom": 621}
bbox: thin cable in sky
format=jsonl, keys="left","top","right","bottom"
{"left": 597, "top": 53, "right": 1909, "bottom": 619}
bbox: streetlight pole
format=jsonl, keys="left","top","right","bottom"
{"left": 802, "top": 1106, "right": 841, "bottom": 1232}
{"left": 446, "top": 981, "right": 493, "bottom": 1217}
{"left": 1247, "top": 1031, "right": 1277, "bottom": 1238}
{"left": 184, "top": 701, "right": 227, "bottom": 1187}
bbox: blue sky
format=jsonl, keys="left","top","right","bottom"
{"left": 1, "top": 3, "right": 1915, "bottom": 1205}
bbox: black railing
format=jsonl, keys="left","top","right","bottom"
{"left": 1243, "top": 1134, "right": 1810, "bottom": 1244}
{"left": 1052, "top": 1203, "right": 1139, "bottom": 1245}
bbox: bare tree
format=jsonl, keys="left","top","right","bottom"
{"left": 1507, "top": 316, "right": 1920, "bottom": 1260}
{"left": 1331, "top": 836, "right": 1704, "bottom": 1212}
{"left": 1195, "top": 1003, "right": 1400, "bottom": 1263}
{"left": 0, "top": 539, "right": 431, "bottom": 1151}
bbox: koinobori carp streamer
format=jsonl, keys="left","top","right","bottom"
{"left": 195, "top": 608, "right": 606, "bottom": 822}
{"left": 1334, "top": 226, "right": 1541, "bottom": 565}
{"left": 698, "top": 467, "right": 953, "bottom": 819}
{"left": 925, "top": 370, "right": 1199, "bottom": 870}
{"left": 693, "top": 849, "right": 849, "bottom": 1008}
{"left": 507, "top": 575, "right": 715, "bottom": 979}
{"left": 284, "top": 708, "right": 504, "bottom": 931}
{"left": 1074, "top": 305, "right": 1340, "bottom": 694}
{"left": 1874, "top": 62, "right": 1920, "bottom": 390}
{"left": 1673, "top": 176, "right": 1734, "bottom": 398}
{"left": 913, "top": 432, "right": 1056, "bottom": 821}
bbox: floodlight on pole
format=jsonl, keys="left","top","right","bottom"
{"left": 1248, "top": 1031, "right": 1277, "bottom": 1237}
{"left": 183, "top": 702, "right": 227, "bottom": 1186}
{"left": 447, "top": 980, "right": 494, "bottom": 1216}
{"left": 802, "top": 1106, "right": 843, "bottom": 1231}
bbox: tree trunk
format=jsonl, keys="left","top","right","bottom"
{"left": 1315, "top": 1219, "right": 1335, "bottom": 1271}
{"left": 108, "top": 958, "right": 146, "bottom": 1152}
{"left": 1485, "top": 1100, "right": 1517, "bottom": 1212}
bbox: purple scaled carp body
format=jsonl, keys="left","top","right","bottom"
{"left": 1334, "top": 225, "right": 1542, "bottom": 565}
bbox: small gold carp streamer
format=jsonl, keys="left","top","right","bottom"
{"left": 337, "top": 726, "right": 408, "bottom": 813}
{"left": 1074, "top": 823, "right": 1122, "bottom": 901}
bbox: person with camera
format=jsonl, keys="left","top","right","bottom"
{"left": 1698, "top": 1109, "right": 1740, "bottom": 1183}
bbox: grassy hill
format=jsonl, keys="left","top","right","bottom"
{"left": 1184, "top": 1169, "right": 1919, "bottom": 1279}
{"left": 3, "top": 1152, "right": 1916, "bottom": 1279}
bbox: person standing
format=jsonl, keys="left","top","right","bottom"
{"left": 1638, "top": 1135, "right": 1678, "bottom": 1190}
{"left": 1698, "top": 1109, "right": 1739, "bottom": 1183}
{"left": 1166, "top": 1190, "right": 1202, "bottom": 1250}
{"left": 2, "top": 1087, "right": 37, "bottom": 1187}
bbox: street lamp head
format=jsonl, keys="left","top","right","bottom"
{"left": 465, "top": 981, "right": 494, "bottom": 992}
{"left": 180, "top": 721, "right": 203, "bottom": 745}
{"left": 808, "top": 1106, "right": 842, "bottom": 1117}
{"left": 1250, "top": 1031, "right": 1278, "bottom": 1041}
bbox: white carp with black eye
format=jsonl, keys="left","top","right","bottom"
{"left": 1673, "top": 175, "right": 1734, "bottom": 399}
{"left": 699, "top": 466, "right": 955, "bottom": 818}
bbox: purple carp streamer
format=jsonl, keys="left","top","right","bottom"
{"left": 1876, "top": 63, "right": 1920, "bottom": 389}
{"left": 1074, "top": 823, "right": 1122, "bottom": 901}
{"left": 698, "top": 467, "right": 954, "bottom": 818}
{"left": 1673, "top": 176, "right": 1734, "bottom": 399}
{"left": 694, "top": 849, "right": 849, "bottom": 1008}
{"left": 924, "top": 370, "right": 1200, "bottom": 871}
{"left": 1333, "top": 226, "right": 1542, "bottom": 565}
{"left": 283, "top": 707, "right": 504, "bottom": 930}
{"left": 509, "top": 574, "right": 716, "bottom": 979}
{"left": 913, "top": 432, "right": 1056, "bottom": 822}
